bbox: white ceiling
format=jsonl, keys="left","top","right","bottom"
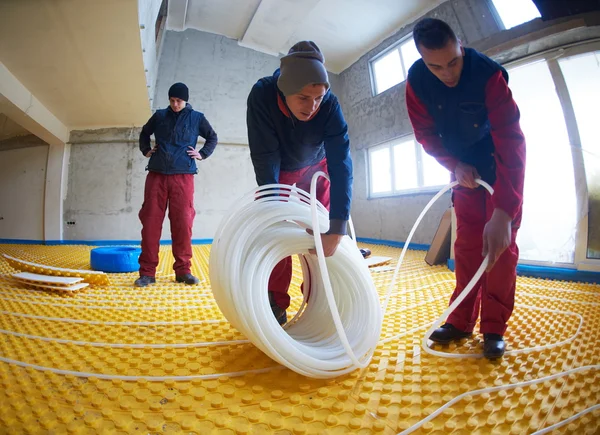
{"left": 0, "top": 0, "right": 443, "bottom": 137}
{"left": 167, "top": 0, "right": 445, "bottom": 73}
{"left": 0, "top": 0, "right": 151, "bottom": 130}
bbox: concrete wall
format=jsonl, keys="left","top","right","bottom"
{"left": 61, "top": 30, "right": 283, "bottom": 241}
{"left": 338, "top": 0, "right": 600, "bottom": 244}
{"left": 0, "top": 135, "right": 48, "bottom": 240}
{"left": 153, "top": 29, "right": 281, "bottom": 145}
{"left": 58, "top": 10, "right": 600, "bottom": 243}
{"left": 64, "top": 128, "right": 255, "bottom": 241}
{"left": 153, "top": 29, "right": 344, "bottom": 144}
{"left": 63, "top": 29, "right": 351, "bottom": 242}
{"left": 138, "top": 0, "right": 164, "bottom": 105}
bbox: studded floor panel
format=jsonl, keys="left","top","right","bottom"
{"left": 0, "top": 243, "right": 598, "bottom": 434}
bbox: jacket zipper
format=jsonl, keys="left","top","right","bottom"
{"left": 168, "top": 110, "right": 183, "bottom": 173}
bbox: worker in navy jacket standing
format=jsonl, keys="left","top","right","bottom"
{"left": 406, "top": 19, "right": 526, "bottom": 358}
{"left": 246, "top": 41, "right": 353, "bottom": 325}
{"left": 136, "top": 82, "right": 218, "bottom": 287}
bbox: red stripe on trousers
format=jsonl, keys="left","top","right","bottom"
{"left": 138, "top": 172, "right": 196, "bottom": 277}
{"left": 446, "top": 186, "right": 521, "bottom": 336}
{"left": 268, "top": 159, "right": 330, "bottom": 310}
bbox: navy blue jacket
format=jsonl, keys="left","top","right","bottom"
{"left": 407, "top": 48, "right": 508, "bottom": 184}
{"left": 246, "top": 70, "right": 353, "bottom": 231}
{"left": 140, "top": 104, "right": 218, "bottom": 174}
{"left": 407, "top": 48, "right": 526, "bottom": 220}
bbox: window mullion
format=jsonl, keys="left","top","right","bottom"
{"left": 398, "top": 47, "right": 407, "bottom": 81}
{"left": 415, "top": 141, "right": 424, "bottom": 187}
{"left": 368, "top": 149, "right": 373, "bottom": 196}
{"left": 389, "top": 144, "right": 396, "bottom": 194}
{"left": 547, "top": 58, "right": 589, "bottom": 264}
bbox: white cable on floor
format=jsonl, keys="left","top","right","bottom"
{"left": 1, "top": 175, "right": 596, "bottom": 430}
{"left": 0, "top": 327, "right": 249, "bottom": 348}
{"left": 207, "top": 173, "right": 595, "bottom": 427}
{"left": 0, "top": 354, "right": 279, "bottom": 381}
{"left": 0, "top": 310, "right": 226, "bottom": 325}
{"left": 388, "top": 179, "right": 599, "bottom": 434}
{"left": 378, "top": 179, "right": 587, "bottom": 358}
{"left": 209, "top": 178, "right": 382, "bottom": 379}
{"left": 530, "top": 401, "right": 600, "bottom": 435}
{"left": 397, "top": 364, "right": 599, "bottom": 435}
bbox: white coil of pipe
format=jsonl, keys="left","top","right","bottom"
{"left": 209, "top": 182, "right": 382, "bottom": 378}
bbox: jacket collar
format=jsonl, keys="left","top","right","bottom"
{"left": 168, "top": 103, "right": 192, "bottom": 115}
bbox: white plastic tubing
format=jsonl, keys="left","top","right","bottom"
{"left": 387, "top": 179, "right": 600, "bottom": 435}
{"left": 209, "top": 174, "right": 382, "bottom": 379}
{"left": 381, "top": 179, "right": 494, "bottom": 355}
{"left": 211, "top": 175, "right": 598, "bottom": 430}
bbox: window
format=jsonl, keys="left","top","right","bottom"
{"left": 508, "top": 59, "right": 577, "bottom": 263}
{"left": 506, "top": 46, "right": 600, "bottom": 265}
{"left": 155, "top": 0, "right": 168, "bottom": 56}
{"left": 491, "top": 0, "right": 540, "bottom": 29}
{"left": 558, "top": 51, "right": 600, "bottom": 260}
{"left": 368, "top": 137, "right": 449, "bottom": 196}
{"left": 370, "top": 36, "right": 421, "bottom": 95}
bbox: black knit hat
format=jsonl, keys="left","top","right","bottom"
{"left": 277, "top": 41, "right": 329, "bottom": 97}
{"left": 168, "top": 82, "right": 189, "bottom": 101}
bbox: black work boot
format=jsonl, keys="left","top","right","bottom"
{"left": 483, "top": 333, "right": 506, "bottom": 359}
{"left": 134, "top": 276, "right": 156, "bottom": 287}
{"left": 176, "top": 273, "right": 200, "bottom": 285}
{"left": 268, "top": 291, "right": 287, "bottom": 326}
{"left": 429, "top": 323, "right": 472, "bottom": 344}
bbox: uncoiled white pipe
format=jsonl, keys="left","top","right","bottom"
{"left": 397, "top": 364, "right": 600, "bottom": 435}
{"left": 379, "top": 179, "right": 494, "bottom": 357}
{"left": 380, "top": 180, "right": 491, "bottom": 316}
{"left": 388, "top": 179, "right": 599, "bottom": 434}
{"left": 209, "top": 180, "right": 382, "bottom": 378}
{"left": 210, "top": 174, "right": 596, "bottom": 429}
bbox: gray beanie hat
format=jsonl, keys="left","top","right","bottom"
{"left": 277, "top": 41, "right": 330, "bottom": 97}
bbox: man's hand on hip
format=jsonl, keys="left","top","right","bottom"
{"left": 187, "top": 146, "right": 203, "bottom": 160}
{"left": 145, "top": 145, "right": 158, "bottom": 158}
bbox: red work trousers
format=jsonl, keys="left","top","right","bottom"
{"left": 446, "top": 186, "right": 521, "bottom": 336}
{"left": 138, "top": 172, "right": 196, "bottom": 277}
{"left": 269, "top": 159, "right": 331, "bottom": 310}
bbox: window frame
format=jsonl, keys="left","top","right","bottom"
{"left": 487, "top": 0, "right": 541, "bottom": 30}
{"left": 486, "top": 0, "right": 507, "bottom": 30}
{"left": 503, "top": 40, "right": 600, "bottom": 271}
{"left": 369, "top": 33, "right": 417, "bottom": 96}
{"left": 367, "top": 135, "right": 449, "bottom": 198}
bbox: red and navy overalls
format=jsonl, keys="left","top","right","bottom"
{"left": 406, "top": 48, "right": 526, "bottom": 335}
{"left": 138, "top": 104, "right": 218, "bottom": 278}
{"left": 247, "top": 69, "right": 353, "bottom": 310}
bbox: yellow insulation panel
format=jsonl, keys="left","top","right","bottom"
{"left": 0, "top": 243, "right": 597, "bottom": 434}
{"left": 4, "top": 253, "right": 110, "bottom": 286}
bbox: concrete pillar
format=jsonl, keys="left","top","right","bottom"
{"left": 0, "top": 61, "right": 70, "bottom": 242}
{"left": 44, "top": 142, "right": 70, "bottom": 241}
